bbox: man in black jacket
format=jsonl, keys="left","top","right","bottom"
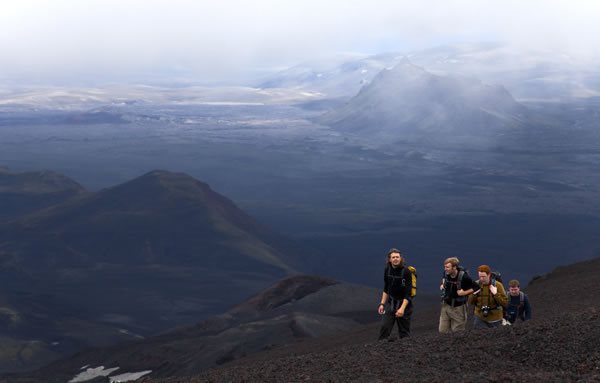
{"left": 377, "top": 248, "right": 413, "bottom": 340}
{"left": 439, "top": 257, "right": 477, "bottom": 333}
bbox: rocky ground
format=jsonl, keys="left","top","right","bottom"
{"left": 150, "top": 308, "right": 600, "bottom": 383}
{"left": 145, "top": 257, "right": 600, "bottom": 383}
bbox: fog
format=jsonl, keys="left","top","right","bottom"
{"left": 1, "top": 0, "right": 599, "bottom": 85}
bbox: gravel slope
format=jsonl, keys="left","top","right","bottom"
{"left": 148, "top": 258, "right": 600, "bottom": 383}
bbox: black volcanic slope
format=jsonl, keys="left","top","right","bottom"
{"left": 150, "top": 257, "right": 600, "bottom": 383}
{"left": 319, "top": 59, "right": 528, "bottom": 144}
{"left": 0, "top": 170, "right": 296, "bottom": 273}
{"left": 0, "top": 168, "right": 85, "bottom": 221}
{"left": 1, "top": 275, "right": 380, "bottom": 382}
{"left": 0, "top": 170, "right": 305, "bottom": 373}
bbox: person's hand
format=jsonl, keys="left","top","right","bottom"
{"left": 489, "top": 284, "right": 498, "bottom": 295}
{"left": 440, "top": 283, "right": 444, "bottom": 290}
{"left": 457, "top": 289, "right": 466, "bottom": 296}
{"left": 378, "top": 304, "right": 385, "bottom": 315}
{"left": 395, "top": 308, "right": 404, "bottom": 317}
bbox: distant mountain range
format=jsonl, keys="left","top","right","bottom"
{"left": 0, "top": 169, "right": 311, "bottom": 373}
{"left": 260, "top": 43, "right": 600, "bottom": 101}
{"left": 318, "top": 60, "right": 528, "bottom": 146}
{"left": 258, "top": 53, "right": 403, "bottom": 98}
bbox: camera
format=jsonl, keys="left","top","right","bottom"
{"left": 481, "top": 305, "right": 491, "bottom": 317}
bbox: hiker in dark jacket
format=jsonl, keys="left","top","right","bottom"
{"left": 505, "top": 279, "right": 532, "bottom": 324}
{"left": 439, "top": 257, "right": 477, "bottom": 333}
{"left": 377, "top": 248, "right": 413, "bottom": 340}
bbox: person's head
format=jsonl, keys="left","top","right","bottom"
{"left": 387, "top": 248, "right": 404, "bottom": 268}
{"left": 477, "top": 265, "right": 492, "bottom": 285}
{"left": 443, "top": 257, "right": 460, "bottom": 276}
{"left": 508, "top": 279, "right": 521, "bottom": 296}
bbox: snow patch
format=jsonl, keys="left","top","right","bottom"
{"left": 109, "top": 370, "right": 152, "bottom": 382}
{"left": 69, "top": 366, "right": 120, "bottom": 382}
{"left": 118, "top": 328, "right": 145, "bottom": 339}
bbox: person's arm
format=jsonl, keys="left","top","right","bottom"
{"left": 492, "top": 282, "right": 509, "bottom": 308}
{"left": 379, "top": 268, "right": 389, "bottom": 314}
{"left": 468, "top": 276, "right": 481, "bottom": 304}
{"left": 378, "top": 291, "right": 389, "bottom": 314}
{"left": 461, "top": 273, "right": 481, "bottom": 295}
{"left": 523, "top": 294, "right": 532, "bottom": 320}
{"left": 396, "top": 298, "right": 409, "bottom": 317}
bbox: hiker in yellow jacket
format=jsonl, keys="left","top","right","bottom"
{"left": 468, "top": 265, "right": 508, "bottom": 328}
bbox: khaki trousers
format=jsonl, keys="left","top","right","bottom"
{"left": 439, "top": 302, "right": 468, "bottom": 333}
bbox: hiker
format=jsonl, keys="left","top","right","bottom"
{"left": 505, "top": 279, "right": 532, "bottom": 324}
{"left": 439, "top": 257, "right": 477, "bottom": 333}
{"left": 377, "top": 248, "right": 414, "bottom": 340}
{"left": 468, "top": 265, "right": 508, "bottom": 328}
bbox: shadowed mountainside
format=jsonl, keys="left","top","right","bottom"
{"left": 3, "top": 275, "right": 385, "bottom": 382}
{"left": 0, "top": 170, "right": 309, "bottom": 373}
{"left": 0, "top": 168, "right": 85, "bottom": 221}
{"left": 0, "top": 169, "right": 298, "bottom": 273}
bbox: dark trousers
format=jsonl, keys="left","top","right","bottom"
{"left": 378, "top": 307, "right": 412, "bottom": 340}
{"left": 472, "top": 316, "right": 502, "bottom": 329}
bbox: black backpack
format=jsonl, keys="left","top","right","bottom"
{"left": 442, "top": 266, "right": 470, "bottom": 302}
{"left": 490, "top": 271, "right": 502, "bottom": 285}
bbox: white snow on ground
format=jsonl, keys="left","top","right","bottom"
{"left": 68, "top": 366, "right": 120, "bottom": 382}
{"left": 118, "top": 328, "right": 145, "bottom": 339}
{"left": 109, "top": 370, "right": 153, "bottom": 382}
{"left": 80, "top": 364, "right": 89, "bottom": 370}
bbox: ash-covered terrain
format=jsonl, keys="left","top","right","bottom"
{"left": 7, "top": 256, "right": 598, "bottom": 383}
{"left": 151, "top": 257, "right": 600, "bottom": 383}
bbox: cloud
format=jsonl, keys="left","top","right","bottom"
{"left": 1, "top": 0, "right": 599, "bottom": 84}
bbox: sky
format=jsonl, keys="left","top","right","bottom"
{"left": 1, "top": 0, "right": 599, "bottom": 85}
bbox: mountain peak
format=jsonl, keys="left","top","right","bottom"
{"left": 380, "top": 58, "right": 428, "bottom": 79}
{"left": 104, "top": 169, "right": 215, "bottom": 206}
{"left": 320, "top": 63, "right": 526, "bottom": 141}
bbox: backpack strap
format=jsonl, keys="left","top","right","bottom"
{"left": 401, "top": 266, "right": 406, "bottom": 287}
{"left": 457, "top": 270, "right": 465, "bottom": 290}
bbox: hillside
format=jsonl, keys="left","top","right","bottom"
{"left": 0, "top": 170, "right": 307, "bottom": 373}
{"left": 2, "top": 275, "right": 384, "bottom": 382}
{"left": 0, "top": 168, "right": 85, "bottom": 221}
{"left": 153, "top": 257, "right": 600, "bottom": 383}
